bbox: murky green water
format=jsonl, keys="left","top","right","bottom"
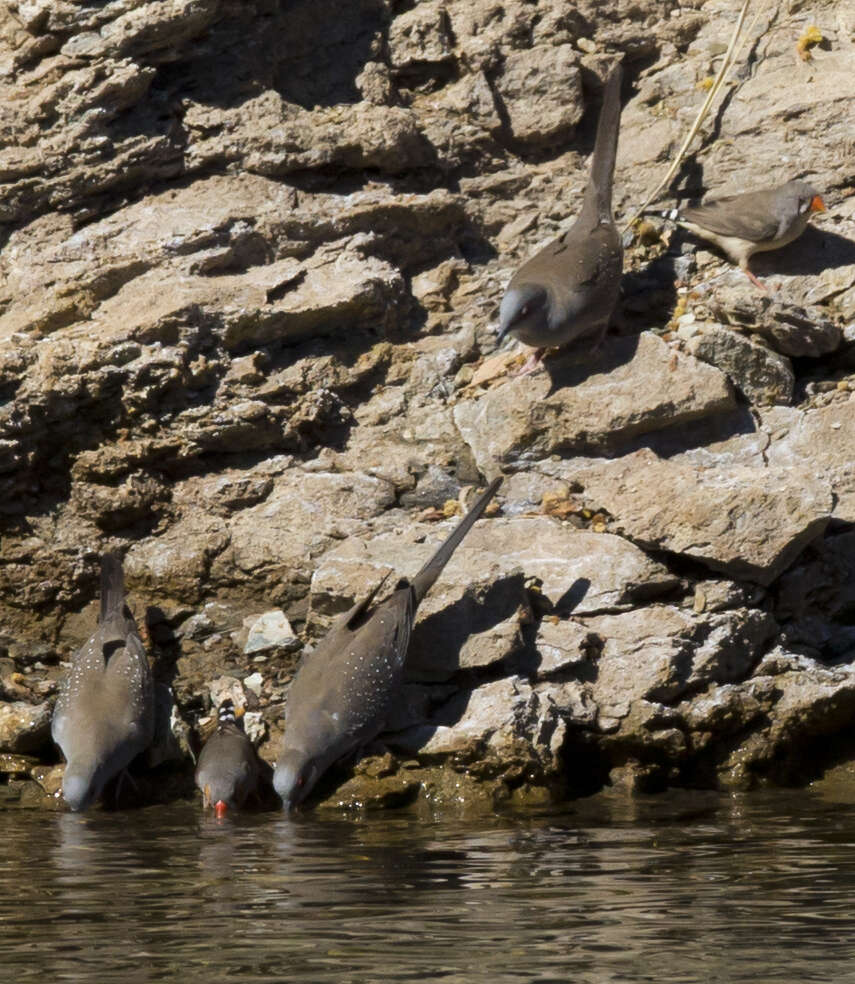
{"left": 2, "top": 788, "right": 855, "bottom": 983}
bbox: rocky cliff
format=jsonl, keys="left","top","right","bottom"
{"left": 1, "top": 0, "right": 854, "bottom": 810}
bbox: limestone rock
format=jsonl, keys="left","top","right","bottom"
{"left": 494, "top": 45, "right": 584, "bottom": 146}
{"left": 535, "top": 605, "right": 777, "bottom": 727}
{"left": 398, "top": 464, "right": 464, "bottom": 510}
{"left": 453, "top": 333, "right": 735, "bottom": 473}
{"left": 566, "top": 448, "right": 832, "bottom": 584}
{"left": 222, "top": 468, "right": 396, "bottom": 605}
{"left": 25, "top": 0, "right": 221, "bottom": 57}
{"left": 125, "top": 513, "right": 230, "bottom": 604}
{"left": 310, "top": 515, "right": 678, "bottom": 624}
{"left": 0, "top": 701, "right": 52, "bottom": 754}
{"left": 431, "top": 72, "right": 503, "bottom": 136}
{"left": 81, "top": 246, "right": 405, "bottom": 354}
{"left": 680, "top": 648, "right": 855, "bottom": 787}
{"left": 1, "top": 176, "right": 461, "bottom": 325}
{"left": 685, "top": 323, "right": 794, "bottom": 405}
{"left": 705, "top": 289, "right": 843, "bottom": 358}
{"left": 0, "top": 54, "right": 175, "bottom": 224}
{"left": 242, "top": 611, "right": 300, "bottom": 655}
{"left": 185, "top": 97, "right": 437, "bottom": 177}
{"left": 388, "top": 2, "right": 454, "bottom": 70}
{"left": 764, "top": 401, "right": 855, "bottom": 523}
{"left": 389, "top": 676, "right": 573, "bottom": 781}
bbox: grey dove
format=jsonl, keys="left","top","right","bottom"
{"left": 274, "top": 478, "right": 502, "bottom": 810}
{"left": 52, "top": 552, "right": 155, "bottom": 811}
{"left": 498, "top": 64, "right": 624, "bottom": 366}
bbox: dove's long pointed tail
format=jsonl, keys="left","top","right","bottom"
{"left": 100, "top": 551, "right": 126, "bottom": 621}
{"left": 411, "top": 478, "right": 502, "bottom": 606}
{"left": 582, "top": 63, "right": 623, "bottom": 224}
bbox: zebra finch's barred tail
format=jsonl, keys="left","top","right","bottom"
{"left": 641, "top": 206, "right": 682, "bottom": 222}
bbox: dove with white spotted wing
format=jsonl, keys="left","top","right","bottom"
{"left": 274, "top": 478, "right": 502, "bottom": 810}
{"left": 52, "top": 552, "right": 155, "bottom": 811}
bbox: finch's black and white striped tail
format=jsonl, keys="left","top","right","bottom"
{"left": 642, "top": 206, "right": 682, "bottom": 223}
{"left": 218, "top": 699, "right": 238, "bottom": 725}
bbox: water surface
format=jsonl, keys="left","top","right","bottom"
{"left": 2, "top": 788, "right": 854, "bottom": 983}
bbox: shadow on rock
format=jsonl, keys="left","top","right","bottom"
{"left": 544, "top": 333, "right": 640, "bottom": 396}
{"left": 752, "top": 225, "right": 855, "bottom": 278}
{"left": 631, "top": 404, "right": 759, "bottom": 459}
{"left": 553, "top": 577, "right": 592, "bottom": 617}
{"left": 512, "top": 577, "right": 594, "bottom": 680}
{"left": 405, "top": 572, "right": 528, "bottom": 684}
{"left": 619, "top": 251, "right": 679, "bottom": 331}
{"left": 157, "top": 0, "right": 389, "bottom": 112}
{"left": 273, "top": 0, "right": 389, "bottom": 108}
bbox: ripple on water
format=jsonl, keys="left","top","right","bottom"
{"left": 1, "top": 789, "right": 855, "bottom": 983}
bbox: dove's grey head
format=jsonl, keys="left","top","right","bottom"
{"left": 497, "top": 283, "right": 550, "bottom": 344}
{"left": 61, "top": 761, "right": 103, "bottom": 813}
{"left": 273, "top": 748, "right": 321, "bottom": 812}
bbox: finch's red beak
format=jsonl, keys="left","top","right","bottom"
{"left": 810, "top": 195, "right": 826, "bottom": 213}
{"left": 214, "top": 800, "right": 228, "bottom": 818}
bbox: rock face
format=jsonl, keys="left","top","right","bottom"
{"left": 685, "top": 324, "right": 795, "bottom": 405}
{"left": 764, "top": 404, "right": 855, "bottom": 524}
{"left": 1, "top": 0, "right": 854, "bottom": 809}
{"left": 453, "top": 333, "right": 736, "bottom": 472}
{"left": 0, "top": 702, "right": 52, "bottom": 754}
{"left": 550, "top": 449, "right": 833, "bottom": 585}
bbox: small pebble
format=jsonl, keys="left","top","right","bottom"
{"left": 244, "top": 672, "right": 264, "bottom": 697}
